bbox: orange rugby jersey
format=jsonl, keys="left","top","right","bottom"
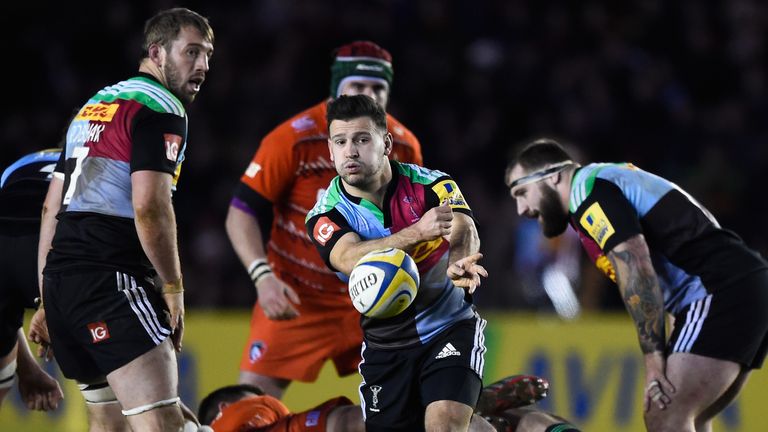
{"left": 238, "top": 100, "right": 422, "bottom": 293}
{"left": 210, "top": 394, "right": 291, "bottom": 431}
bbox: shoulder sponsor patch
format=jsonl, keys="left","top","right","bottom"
{"left": 313, "top": 216, "right": 340, "bottom": 246}
{"left": 431, "top": 180, "right": 469, "bottom": 210}
{"left": 291, "top": 115, "right": 316, "bottom": 132}
{"left": 579, "top": 202, "right": 615, "bottom": 249}
{"left": 75, "top": 103, "right": 120, "bottom": 122}
{"left": 164, "top": 134, "right": 182, "bottom": 162}
{"left": 245, "top": 161, "right": 262, "bottom": 178}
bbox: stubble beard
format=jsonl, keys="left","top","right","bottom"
{"left": 164, "top": 59, "right": 194, "bottom": 105}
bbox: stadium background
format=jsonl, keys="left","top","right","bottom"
{"left": 1, "top": 1, "right": 767, "bottom": 430}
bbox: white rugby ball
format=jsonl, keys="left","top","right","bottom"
{"left": 348, "top": 248, "right": 420, "bottom": 319}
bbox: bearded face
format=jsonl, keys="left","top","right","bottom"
{"left": 163, "top": 57, "right": 194, "bottom": 105}
{"left": 538, "top": 183, "right": 570, "bottom": 237}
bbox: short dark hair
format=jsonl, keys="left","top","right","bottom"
{"left": 327, "top": 95, "right": 388, "bottom": 133}
{"left": 142, "top": 8, "right": 214, "bottom": 59}
{"left": 507, "top": 138, "right": 574, "bottom": 176}
{"left": 197, "top": 384, "right": 263, "bottom": 426}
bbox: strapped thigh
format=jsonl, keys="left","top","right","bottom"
{"left": 78, "top": 380, "right": 118, "bottom": 405}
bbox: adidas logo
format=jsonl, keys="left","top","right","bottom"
{"left": 435, "top": 342, "right": 461, "bottom": 359}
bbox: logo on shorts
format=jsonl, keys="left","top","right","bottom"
{"left": 88, "top": 321, "right": 111, "bottom": 343}
{"left": 249, "top": 341, "right": 267, "bottom": 363}
{"left": 435, "top": 342, "right": 461, "bottom": 359}
{"left": 369, "top": 385, "right": 382, "bottom": 412}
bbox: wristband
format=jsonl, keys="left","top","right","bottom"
{"left": 162, "top": 278, "right": 184, "bottom": 294}
{"left": 248, "top": 259, "right": 272, "bottom": 285}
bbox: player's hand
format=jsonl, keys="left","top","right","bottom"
{"left": 413, "top": 202, "right": 453, "bottom": 241}
{"left": 17, "top": 364, "right": 64, "bottom": 411}
{"left": 447, "top": 253, "right": 488, "bottom": 294}
{"left": 256, "top": 273, "right": 301, "bottom": 321}
{"left": 162, "top": 291, "right": 185, "bottom": 352}
{"left": 643, "top": 351, "right": 675, "bottom": 412}
{"left": 28, "top": 309, "right": 54, "bottom": 361}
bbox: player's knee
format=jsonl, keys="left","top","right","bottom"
{"left": 328, "top": 405, "right": 364, "bottom": 432}
{"left": 426, "top": 401, "right": 473, "bottom": 431}
{"left": 644, "top": 409, "right": 694, "bottom": 432}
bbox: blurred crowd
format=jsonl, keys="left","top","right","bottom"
{"left": 3, "top": 0, "right": 766, "bottom": 311}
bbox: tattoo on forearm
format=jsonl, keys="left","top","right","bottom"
{"left": 609, "top": 241, "right": 665, "bottom": 354}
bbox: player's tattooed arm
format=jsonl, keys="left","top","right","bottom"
{"left": 608, "top": 234, "right": 666, "bottom": 354}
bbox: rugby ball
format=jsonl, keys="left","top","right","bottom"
{"left": 348, "top": 248, "right": 420, "bottom": 319}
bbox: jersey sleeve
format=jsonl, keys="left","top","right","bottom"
{"left": 53, "top": 149, "right": 66, "bottom": 179}
{"left": 571, "top": 178, "right": 643, "bottom": 253}
{"left": 130, "top": 110, "right": 187, "bottom": 174}
{"left": 306, "top": 208, "right": 354, "bottom": 271}
{"left": 237, "top": 123, "right": 298, "bottom": 203}
{"left": 427, "top": 175, "right": 473, "bottom": 218}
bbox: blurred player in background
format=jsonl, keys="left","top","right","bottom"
{"left": 506, "top": 138, "right": 768, "bottom": 432}
{"left": 226, "top": 41, "right": 421, "bottom": 398}
{"left": 0, "top": 149, "right": 63, "bottom": 412}
{"left": 30, "top": 8, "right": 214, "bottom": 431}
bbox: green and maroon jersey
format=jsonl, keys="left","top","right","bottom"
{"left": 46, "top": 74, "right": 187, "bottom": 275}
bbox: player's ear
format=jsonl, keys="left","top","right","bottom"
{"left": 327, "top": 138, "right": 335, "bottom": 162}
{"left": 383, "top": 132, "right": 393, "bottom": 156}
{"left": 550, "top": 171, "right": 561, "bottom": 185}
{"left": 148, "top": 43, "right": 164, "bottom": 67}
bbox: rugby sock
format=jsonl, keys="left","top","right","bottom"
{"left": 545, "top": 424, "right": 581, "bottom": 432}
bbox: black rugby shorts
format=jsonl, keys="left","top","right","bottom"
{"left": 667, "top": 270, "right": 768, "bottom": 369}
{"left": 44, "top": 269, "right": 171, "bottom": 382}
{"left": 359, "top": 315, "right": 487, "bottom": 432}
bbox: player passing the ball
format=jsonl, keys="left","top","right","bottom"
{"left": 505, "top": 138, "right": 768, "bottom": 432}
{"left": 306, "top": 94, "right": 491, "bottom": 431}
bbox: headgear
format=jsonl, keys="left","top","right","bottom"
{"left": 329, "top": 41, "right": 394, "bottom": 98}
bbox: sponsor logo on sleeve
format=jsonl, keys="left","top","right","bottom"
{"left": 313, "top": 216, "right": 340, "bottom": 246}
{"left": 579, "top": 202, "right": 616, "bottom": 249}
{"left": 245, "top": 162, "right": 262, "bottom": 178}
{"left": 291, "top": 115, "right": 316, "bottom": 132}
{"left": 164, "top": 134, "right": 182, "bottom": 162}
{"left": 87, "top": 321, "right": 111, "bottom": 343}
{"left": 75, "top": 103, "right": 120, "bottom": 122}
{"left": 431, "top": 180, "right": 469, "bottom": 210}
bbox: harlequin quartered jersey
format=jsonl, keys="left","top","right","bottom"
{"left": 306, "top": 161, "right": 475, "bottom": 349}
{"left": 569, "top": 163, "right": 766, "bottom": 314}
{"left": 62, "top": 76, "right": 187, "bottom": 218}
{"left": 46, "top": 74, "right": 188, "bottom": 275}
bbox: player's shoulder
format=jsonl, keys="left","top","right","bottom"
{"left": 570, "top": 162, "right": 645, "bottom": 212}
{"left": 394, "top": 161, "right": 449, "bottom": 185}
{"left": 386, "top": 113, "right": 419, "bottom": 146}
{"left": 89, "top": 76, "right": 186, "bottom": 118}
{"left": 306, "top": 177, "right": 344, "bottom": 222}
{"left": 267, "top": 100, "right": 328, "bottom": 144}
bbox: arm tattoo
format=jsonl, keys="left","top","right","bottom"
{"left": 608, "top": 237, "right": 665, "bottom": 354}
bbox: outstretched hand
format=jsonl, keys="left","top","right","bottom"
{"left": 447, "top": 253, "right": 488, "bottom": 293}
